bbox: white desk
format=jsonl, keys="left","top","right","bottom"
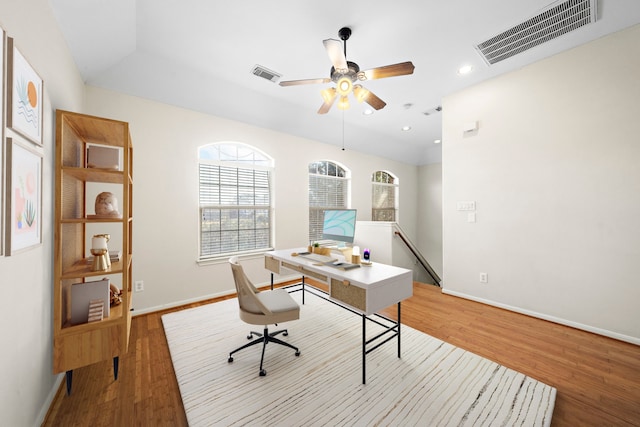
{"left": 264, "top": 248, "right": 413, "bottom": 384}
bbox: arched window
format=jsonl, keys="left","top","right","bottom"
{"left": 198, "top": 142, "right": 274, "bottom": 259}
{"left": 308, "top": 160, "right": 351, "bottom": 242}
{"left": 372, "top": 170, "right": 398, "bottom": 222}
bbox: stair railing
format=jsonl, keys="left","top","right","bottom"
{"left": 393, "top": 224, "right": 441, "bottom": 287}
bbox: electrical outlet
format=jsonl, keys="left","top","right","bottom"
{"left": 134, "top": 280, "right": 144, "bottom": 292}
{"left": 479, "top": 273, "right": 488, "bottom": 283}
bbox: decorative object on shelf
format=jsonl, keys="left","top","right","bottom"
{"left": 91, "top": 234, "right": 110, "bottom": 271}
{"left": 4, "top": 137, "right": 43, "bottom": 255}
{"left": 88, "top": 299, "right": 104, "bottom": 323}
{"left": 70, "top": 278, "right": 110, "bottom": 325}
{"left": 110, "top": 283, "right": 123, "bottom": 306}
{"left": 94, "top": 192, "right": 121, "bottom": 218}
{"left": 87, "top": 145, "right": 120, "bottom": 170}
{"left": 6, "top": 38, "right": 43, "bottom": 146}
{"left": 92, "top": 234, "right": 111, "bottom": 267}
{"left": 90, "top": 248, "right": 109, "bottom": 271}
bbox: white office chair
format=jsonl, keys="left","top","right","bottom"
{"left": 228, "top": 257, "right": 301, "bottom": 376}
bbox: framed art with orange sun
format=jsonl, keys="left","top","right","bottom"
{"left": 4, "top": 136, "right": 43, "bottom": 255}
{"left": 7, "top": 38, "right": 43, "bottom": 146}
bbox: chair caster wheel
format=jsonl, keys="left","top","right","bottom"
{"left": 283, "top": 331, "right": 288, "bottom": 336}
{"left": 228, "top": 357, "right": 233, "bottom": 363}
{"left": 259, "top": 369, "right": 267, "bottom": 376}
{"left": 295, "top": 351, "right": 301, "bottom": 357}
{"left": 247, "top": 334, "right": 253, "bottom": 339}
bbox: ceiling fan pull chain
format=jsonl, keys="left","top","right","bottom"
{"left": 342, "top": 110, "right": 345, "bottom": 151}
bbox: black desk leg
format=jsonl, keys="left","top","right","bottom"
{"left": 362, "top": 314, "right": 366, "bottom": 384}
{"left": 397, "top": 302, "right": 402, "bottom": 358}
{"left": 302, "top": 276, "right": 305, "bottom": 305}
{"left": 270, "top": 272, "right": 274, "bottom": 291}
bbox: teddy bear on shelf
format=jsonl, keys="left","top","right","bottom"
{"left": 110, "top": 283, "right": 123, "bottom": 306}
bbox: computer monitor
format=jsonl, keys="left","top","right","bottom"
{"left": 321, "top": 209, "right": 357, "bottom": 244}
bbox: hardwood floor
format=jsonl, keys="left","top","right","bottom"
{"left": 43, "top": 282, "right": 640, "bottom": 426}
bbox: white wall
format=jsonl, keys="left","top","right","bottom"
{"left": 442, "top": 24, "right": 640, "bottom": 343}
{"left": 418, "top": 162, "right": 443, "bottom": 279}
{"left": 82, "top": 86, "right": 420, "bottom": 313}
{"left": 0, "top": 1, "right": 85, "bottom": 425}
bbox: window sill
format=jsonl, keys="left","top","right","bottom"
{"left": 196, "top": 249, "right": 273, "bottom": 267}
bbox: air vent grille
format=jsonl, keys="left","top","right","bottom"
{"left": 251, "top": 65, "right": 281, "bottom": 83}
{"left": 475, "top": 0, "right": 597, "bottom": 65}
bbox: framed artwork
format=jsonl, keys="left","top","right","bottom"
{"left": 6, "top": 37, "right": 43, "bottom": 146}
{"left": 4, "top": 137, "right": 43, "bottom": 255}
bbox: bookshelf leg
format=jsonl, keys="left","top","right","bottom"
{"left": 113, "top": 356, "right": 119, "bottom": 380}
{"left": 65, "top": 370, "right": 73, "bottom": 395}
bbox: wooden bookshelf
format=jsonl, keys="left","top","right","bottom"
{"left": 53, "top": 110, "right": 133, "bottom": 394}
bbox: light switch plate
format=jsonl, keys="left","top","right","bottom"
{"left": 457, "top": 201, "right": 476, "bottom": 211}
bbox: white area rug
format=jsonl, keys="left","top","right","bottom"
{"left": 162, "top": 291, "right": 556, "bottom": 426}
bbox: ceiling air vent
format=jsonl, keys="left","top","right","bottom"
{"left": 251, "top": 65, "right": 281, "bottom": 83}
{"left": 423, "top": 106, "right": 442, "bottom": 116}
{"left": 474, "top": 0, "right": 597, "bottom": 65}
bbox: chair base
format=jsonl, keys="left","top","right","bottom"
{"left": 228, "top": 326, "right": 300, "bottom": 376}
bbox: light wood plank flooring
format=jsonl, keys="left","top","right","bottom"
{"left": 43, "top": 282, "right": 640, "bottom": 426}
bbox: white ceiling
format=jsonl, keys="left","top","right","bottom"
{"left": 49, "top": 0, "right": 640, "bottom": 165}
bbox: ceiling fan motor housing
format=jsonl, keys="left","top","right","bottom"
{"left": 330, "top": 61, "right": 364, "bottom": 83}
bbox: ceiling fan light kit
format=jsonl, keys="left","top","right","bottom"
{"left": 279, "top": 27, "right": 415, "bottom": 114}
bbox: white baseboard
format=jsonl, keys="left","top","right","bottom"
{"left": 131, "top": 274, "right": 299, "bottom": 316}
{"left": 38, "top": 374, "right": 64, "bottom": 427}
{"left": 441, "top": 288, "right": 640, "bottom": 346}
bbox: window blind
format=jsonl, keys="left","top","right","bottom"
{"left": 308, "top": 173, "right": 348, "bottom": 242}
{"left": 199, "top": 164, "right": 271, "bottom": 257}
{"left": 372, "top": 182, "right": 396, "bottom": 221}
{"left": 372, "top": 171, "right": 397, "bottom": 222}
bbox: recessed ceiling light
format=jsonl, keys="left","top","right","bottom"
{"left": 457, "top": 65, "right": 473, "bottom": 75}
{"left": 434, "top": 139, "right": 441, "bottom": 144}
{"left": 401, "top": 126, "right": 411, "bottom": 131}
{"left": 363, "top": 109, "right": 373, "bottom": 115}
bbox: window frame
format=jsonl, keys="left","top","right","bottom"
{"left": 308, "top": 160, "right": 351, "bottom": 243}
{"left": 371, "top": 170, "right": 399, "bottom": 222}
{"left": 198, "top": 142, "right": 274, "bottom": 262}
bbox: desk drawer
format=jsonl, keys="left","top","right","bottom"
{"left": 330, "top": 278, "right": 366, "bottom": 312}
{"left": 281, "top": 261, "right": 328, "bottom": 282}
{"left": 265, "top": 256, "right": 280, "bottom": 274}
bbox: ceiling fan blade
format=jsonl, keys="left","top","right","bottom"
{"left": 317, "top": 98, "right": 336, "bottom": 114}
{"left": 323, "top": 38, "right": 348, "bottom": 72}
{"left": 317, "top": 87, "right": 337, "bottom": 114}
{"left": 360, "top": 61, "right": 415, "bottom": 80}
{"left": 279, "top": 77, "right": 331, "bottom": 87}
{"left": 355, "top": 85, "right": 386, "bottom": 110}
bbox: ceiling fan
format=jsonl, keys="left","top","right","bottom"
{"left": 279, "top": 27, "right": 415, "bottom": 114}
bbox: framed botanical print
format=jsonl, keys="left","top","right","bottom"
{"left": 4, "top": 137, "right": 43, "bottom": 255}
{"left": 6, "top": 37, "right": 43, "bottom": 146}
